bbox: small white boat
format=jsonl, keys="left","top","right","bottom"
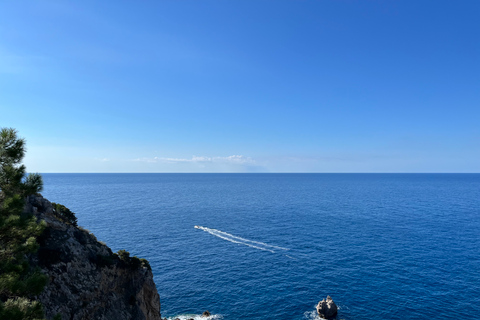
{"left": 194, "top": 225, "right": 200, "bottom": 229}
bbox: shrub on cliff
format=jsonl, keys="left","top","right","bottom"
{"left": 116, "top": 249, "right": 151, "bottom": 270}
{"left": 51, "top": 202, "right": 78, "bottom": 227}
{"left": 0, "top": 297, "right": 44, "bottom": 320}
{"left": 0, "top": 128, "right": 48, "bottom": 320}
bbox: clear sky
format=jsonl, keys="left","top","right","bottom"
{"left": 1, "top": 1, "right": 479, "bottom": 173}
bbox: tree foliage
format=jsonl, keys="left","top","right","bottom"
{"left": 0, "top": 128, "right": 48, "bottom": 319}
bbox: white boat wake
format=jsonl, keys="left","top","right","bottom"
{"left": 166, "top": 313, "right": 222, "bottom": 320}
{"left": 195, "top": 225, "right": 289, "bottom": 253}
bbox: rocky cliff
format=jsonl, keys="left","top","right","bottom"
{"left": 25, "top": 195, "right": 162, "bottom": 320}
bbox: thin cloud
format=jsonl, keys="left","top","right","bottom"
{"left": 133, "top": 155, "right": 255, "bottom": 164}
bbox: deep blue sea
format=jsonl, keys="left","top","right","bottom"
{"left": 41, "top": 174, "right": 480, "bottom": 319}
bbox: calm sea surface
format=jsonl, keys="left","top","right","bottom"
{"left": 41, "top": 174, "right": 480, "bottom": 319}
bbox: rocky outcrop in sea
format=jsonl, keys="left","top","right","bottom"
{"left": 316, "top": 295, "right": 338, "bottom": 319}
{"left": 25, "top": 195, "right": 161, "bottom": 320}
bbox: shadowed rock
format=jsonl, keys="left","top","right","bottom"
{"left": 26, "top": 195, "right": 161, "bottom": 320}
{"left": 202, "top": 310, "right": 211, "bottom": 317}
{"left": 316, "top": 295, "right": 337, "bottom": 319}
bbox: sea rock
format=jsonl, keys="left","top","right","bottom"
{"left": 202, "top": 310, "right": 211, "bottom": 317}
{"left": 26, "top": 194, "right": 161, "bottom": 320}
{"left": 316, "top": 295, "right": 338, "bottom": 319}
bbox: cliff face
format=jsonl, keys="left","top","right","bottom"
{"left": 25, "top": 195, "right": 161, "bottom": 320}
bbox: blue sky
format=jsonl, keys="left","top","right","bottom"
{"left": 1, "top": 1, "right": 479, "bottom": 172}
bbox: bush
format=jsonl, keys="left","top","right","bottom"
{"left": 115, "top": 250, "right": 151, "bottom": 270}
{"left": 140, "top": 258, "right": 152, "bottom": 271}
{"left": 0, "top": 297, "right": 44, "bottom": 320}
{"left": 116, "top": 249, "right": 130, "bottom": 261}
{"left": 51, "top": 203, "right": 78, "bottom": 227}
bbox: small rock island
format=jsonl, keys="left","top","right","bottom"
{"left": 316, "top": 295, "right": 338, "bottom": 319}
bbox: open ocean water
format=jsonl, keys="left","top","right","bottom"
{"left": 41, "top": 173, "right": 480, "bottom": 319}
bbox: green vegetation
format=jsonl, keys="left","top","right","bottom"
{"left": 115, "top": 249, "right": 151, "bottom": 271}
{"left": 51, "top": 202, "right": 78, "bottom": 227}
{"left": 0, "top": 128, "right": 47, "bottom": 320}
{"left": 0, "top": 127, "right": 153, "bottom": 319}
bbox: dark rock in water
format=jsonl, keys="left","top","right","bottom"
{"left": 316, "top": 295, "right": 338, "bottom": 319}
{"left": 202, "top": 310, "right": 211, "bottom": 317}
{"left": 25, "top": 195, "right": 161, "bottom": 320}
